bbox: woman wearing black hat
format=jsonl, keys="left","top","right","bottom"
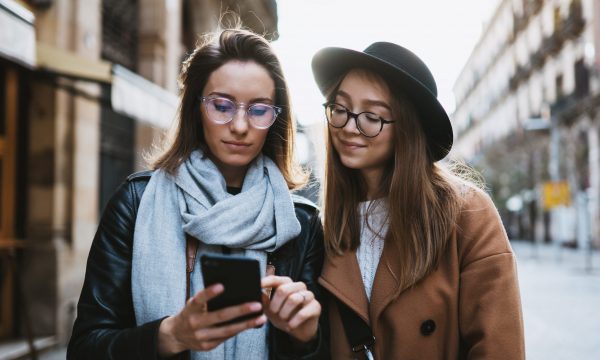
{"left": 312, "top": 42, "right": 525, "bottom": 359}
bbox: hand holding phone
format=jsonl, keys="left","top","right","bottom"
{"left": 157, "top": 283, "right": 267, "bottom": 356}
{"left": 200, "top": 253, "right": 263, "bottom": 325}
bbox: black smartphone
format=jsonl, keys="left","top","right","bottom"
{"left": 200, "top": 253, "right": 263, "bottom": 325}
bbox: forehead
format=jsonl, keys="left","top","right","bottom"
{"left": 337, "top": 69, "right": 391, "bottom": 103}
{"left": 203, "top": 60, "right": 275, "bottom": 99}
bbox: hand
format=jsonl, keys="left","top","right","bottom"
{"left": 157, "top": 284, "right": 267, "bottom": 356}
{"left": 261, "top": 275, "right": 321, "bottom": 343}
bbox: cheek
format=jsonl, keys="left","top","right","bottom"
{"left": 201, "top": 119, "right": 221, "bottom": 150}
{"left": 328, "top": 129, "right": 342, "bottom": 148}
{"left": 255, "top": 132, "right": 268, "bottom": 153}
{"left": 375, "top": 131, "right": 395, "bottom": 159}
{"left": 200, "top": 115, "right": 210, "bottom": 135}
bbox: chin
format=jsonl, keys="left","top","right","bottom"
{"left": 339, "top": 156, "right": 366, "bottom": 170}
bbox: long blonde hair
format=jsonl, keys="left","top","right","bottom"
{"left": 323, "top": 69, "right": 463, "bottom": 291}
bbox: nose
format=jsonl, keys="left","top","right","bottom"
{"left": 342, "top": 113, "right": 361, "bottom": 135}
{"left": 229, "top": 108, "right": 249, "bottom": 134}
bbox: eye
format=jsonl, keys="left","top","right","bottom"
{"left": 212, "top": 98, "right": 234, "bottom": 112}
{"left": 248, "top": 104, "right": 271, "bottom": 117}
{"left": 363, "top": 112, "right": 381, "bottom": 123}
{"left": 330, "top": 104, "right": 347, "bottom": 115}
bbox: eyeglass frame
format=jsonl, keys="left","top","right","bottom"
{"left": 199, "top": 96, "right": 283, "bottom": 129}
{"left": 323, "top": 102, "right": 395, "bottom": 137}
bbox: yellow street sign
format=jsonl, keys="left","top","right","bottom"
{"left": 542, "top": 181, "right": 571, "bottom": 210}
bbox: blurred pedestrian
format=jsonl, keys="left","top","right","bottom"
{"left": 312, "top": 42, "right": 525, "bottom": 359}
{"left": 68, "top": 28, "right": 327, "bottom": 360}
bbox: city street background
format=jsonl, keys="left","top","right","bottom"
{"left": 2, "top": 0, "right": 600, "bottom": 359}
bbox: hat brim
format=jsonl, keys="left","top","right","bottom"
{"left": 311, "top": 47, "right": 453, "bottom": 161}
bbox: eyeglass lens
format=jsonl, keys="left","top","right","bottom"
{"left": 326, "top": 104, "right": 383, "bottom": 137}
{"left": 204, "top": 97, "right": 276, "bottom": 128}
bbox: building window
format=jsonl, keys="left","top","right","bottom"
{"left": 101, "top": 0, "right": 139, "bottom": 70}
{"left": 99, "top": 85, "right": 134, "bottom": 213}
{"left": 555, "top": 74, "right": 564, "bottom": 99}
{"left": 574, "top": 59, "right": 589, "bottom": 98}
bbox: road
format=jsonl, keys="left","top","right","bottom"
{"left": 512, "top": 240, "right": 600, "bottom": 359}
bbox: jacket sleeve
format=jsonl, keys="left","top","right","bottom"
{"left": 457, "top": 187, "right": 525, "bottom": 360}
{"left": 67, "top": 180, "right": 179, "bottom": 360}
{"left": 271, "top": 205, "right": 330, "bottom": 360}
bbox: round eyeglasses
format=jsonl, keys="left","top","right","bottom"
{"left": 324, "top": 103, "right": 394, "bottom": 137}
{"left": 200, "top": 96, "right": 282, "bottom": 129}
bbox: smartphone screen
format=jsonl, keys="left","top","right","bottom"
{"left": 200, "top": 253, "right": 263, "bottom": 325}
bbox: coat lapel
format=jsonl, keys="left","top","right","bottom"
{"left": 319, "top": 250, "right": 370, "bottom": 324}
{"left": 369, "top": 242, "right": 401, "bottom": 323}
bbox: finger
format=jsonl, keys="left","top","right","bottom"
{"left": 288, "top": 300, "right": 321, "bottom": 329}
{"left": 188, "top": 284, "right": 224, "bottom": 312}
{"left": 204, "top": 301, "right": 263, "bottom": 326}
{"left": 195, "top": 314, "right": 267, "bottom": 342}
{"left": 190, "top": 339, "right": 225, "bottom": 352}
{"left": 279, "top": 290, "right": 315, "bottom": 320}
{"left": 261, "top": 292, "right": 270, "bottom": 306}
{"left": 269, "top": 282, "right": 307, "bottom": 314}
{"left": 261, "top": 275, "right": 293, "bottom": 289}
{"left": 278, "top": 292, "right": 305, "bottom": 321}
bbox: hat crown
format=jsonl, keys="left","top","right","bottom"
{"left": 364, "top": 42, "right": 437, "bottom": 97}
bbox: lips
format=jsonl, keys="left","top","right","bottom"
{"left": 339, "top": 139, "right": 366, "bottom": 149}
{"left": 223, "top": 140, "right": 251, "bottom": 146}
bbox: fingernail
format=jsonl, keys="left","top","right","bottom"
{"left": 212, "top": 284, "right": 224, "bottom": 293}
{"left": 256, "top": 315, "right": 267, "bottom": 325}
{"left": 249, "top": 302, "right": 262, "bottom": 312}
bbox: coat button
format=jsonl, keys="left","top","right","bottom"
{"left": 420, "top": 319, "right": 436, "bottom": 336}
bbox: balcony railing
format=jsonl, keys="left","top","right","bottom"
{"left": 525, "top": 0, "right": 544, "bottom": 17}
{"left": 531, "top": 49, "right": 545, "bottom": 69}
{"left": 540, "top": 33, "right": 562, "bottom": 56}
{"left": 513, "top": 14, "right": 529, "bottom": 35}
{"left": 509, "top": 64, "right": 533, "bottom": 90}
{"left": 560, "top": 2, "right": 585, "bottom": 40}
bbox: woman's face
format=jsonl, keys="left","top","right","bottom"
{"left": 329, "top": 69, "right": 395, "bottom": 176}
{"left": 200, "top": 60, "right": 275, "bottom": 175}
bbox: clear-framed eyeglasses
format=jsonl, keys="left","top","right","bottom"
{"left": 200, "top": 96, "right": 282, "bottom": 129}
{"left": 324, "top": 103, "right": 395, "bottom": 137}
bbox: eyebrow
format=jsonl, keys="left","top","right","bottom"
{"left": 207, "top": 91, "right": 274, "bottom": 104}
{"left": 336, "top": 90, "right": 392, "bottom": 111}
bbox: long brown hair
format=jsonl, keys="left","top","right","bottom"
{"left": 323, "top": 69, "right": 463, "bottom": 291}
{"left": 151, "top": 28, "right": 306, "bottom": 189}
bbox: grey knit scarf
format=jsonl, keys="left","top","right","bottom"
{"left": 131, "top": 149, "right": 301, "bottom": 360}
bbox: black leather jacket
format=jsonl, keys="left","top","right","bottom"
{"left": 67, "top": 171, "right": 328, "bottom": 360}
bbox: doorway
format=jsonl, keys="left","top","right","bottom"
{"left": 0, "top": 64, "right": 18, "bottom": 339}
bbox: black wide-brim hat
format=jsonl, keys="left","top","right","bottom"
{"left": 311, "top": 42, "right": 453, "bottom": 161}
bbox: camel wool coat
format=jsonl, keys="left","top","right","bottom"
{"left": 319, "top": 186, "right": 525, "bottom": 360}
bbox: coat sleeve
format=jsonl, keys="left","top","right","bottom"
{"left": 457, "top": 187, "right": 525, "bottom": 360}
{"left": 67, "top": 180, "right": 180, "bottom": 360}
{"left": 271, "top": 205, "right": 330, "bottom": 360}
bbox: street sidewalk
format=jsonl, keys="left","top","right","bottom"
{"left": 511, "top": 239, "right": 600, "bottom": 359}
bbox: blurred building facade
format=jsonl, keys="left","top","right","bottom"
{"left": 452, "top": 0, "right": 600, "bottom": 248}
{"left": 0, "top": 0, "right": 278, "bottom": 350}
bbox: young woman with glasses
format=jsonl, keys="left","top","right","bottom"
{"left": 67, "top": 29, "right": 327, "bottom": 360}
{"left": 312, "top": 43, "right": 525, "bottom": 359}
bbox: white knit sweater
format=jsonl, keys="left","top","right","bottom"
{"left": 356, "top": 199, "right": 388, "bottom": 301}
